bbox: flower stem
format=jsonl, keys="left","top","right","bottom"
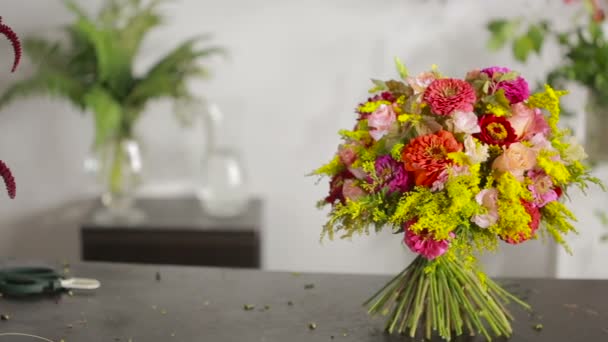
{"left": 364, "top": 256, "right": 530, "bottom": 341}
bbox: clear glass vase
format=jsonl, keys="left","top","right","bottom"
{"left": 84, "top": 136, "right": 145, "bottom": 222}
{"left": 196, "top": 103, "right": 249, "bottom": 218}
{"left": 585, "top": 92, "right": 608, "bottom": 163}
{"left": 197, "top": 147, "right": 249, "bottom": 217}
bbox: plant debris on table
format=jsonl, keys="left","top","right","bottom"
{"left": 304, "top": 283, "right": 315, "bottom": 289}
{"left": 243, "top": 304, "right": 255, "bottom": 311}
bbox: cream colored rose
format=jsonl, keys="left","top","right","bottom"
{"left": 492, "top": 143, "right": 537, "bottom": 180}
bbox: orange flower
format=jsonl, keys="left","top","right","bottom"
{"left": 402, "top": 130, "right": 463, "bottom": 187}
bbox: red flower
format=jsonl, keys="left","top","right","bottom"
{"left": 402, "top": 130, "right": 463, "bottom": 187}
{"left": 0, "top": 160, "right": 15, "bottom": 199}
{"left": 475, "top": 114, "right": 518, "bottom": 146}
{"left": 0, "top": 17, "right": 21, "bottom": 73}
{"left": 503, "top": 200, "right": 540, "bottom": 244}
{"left": 422, "top": 78, "right": 476, "bottom": 116}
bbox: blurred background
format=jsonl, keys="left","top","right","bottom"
{"left": 0, "top": 0, "right": 606, "bottom": 279}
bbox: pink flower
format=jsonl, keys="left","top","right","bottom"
{"left": 338, "top": 145, "right": 356, "bottom": 167}
{"left": 407, "top": 72, "right": 437, "bottom": 94}
{"left": 492, "top": 142, "right": 537, "bottom": 180}
{"left": 423, "top": 78, "right": 477, "bottom": 116}
{"left": 471, "top": 188, "right": 499, "bottom": 228}
{"left": 508, "top": 103, "right": 535, "bottom": 138}
{"left": 403, "top": 221, "right": 454, "bottom": 260}
{"left": 367, "top": 104, "right": 396, "bottom": 141}
{"left": 451, "top": 111, "right": 481, "bottom": 134}
{"left": 527, "top": 108, "right": 550, "bottom": 139}
{"left": 527, "top": 169, "right": 559, "bottom": 207}
{"left": 481, "top": 66, "right": 530, "bottom": 104}
{"left": 342, "top": 179, "right": 366, "bottom": 201}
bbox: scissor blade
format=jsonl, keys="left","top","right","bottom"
{"left": 60, "top": 278, "right": 101, "bottom": 290}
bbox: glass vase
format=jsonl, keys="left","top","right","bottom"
{"left": 196, "top": 102, "right": 250, "bottom": 218}
{"left": 585, "top": 92, "right": 608, "bottom": 163}
{"left": 84, "top": 136, "right": 145, "bottom": 222}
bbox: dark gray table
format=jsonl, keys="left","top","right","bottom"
{"left": 0, "top": 262, "right": 606, "bottom": 341}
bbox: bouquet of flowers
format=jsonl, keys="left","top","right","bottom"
{"left": 0, "top": 16, "right": 20, "bottom": 199}
{"left": 311, "top": 60, "right": 601, "bottom": 340}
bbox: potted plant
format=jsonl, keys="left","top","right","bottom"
{"left": 0, "top": 0, "right": 223, "bottom": 217}
{"left": 486, "top": 0, "right": 608, "bottom": 162}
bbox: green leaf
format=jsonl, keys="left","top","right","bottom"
{"left": 486, "top": 19, "right": 519, "bottom": 51}
{"left": 127, "top": 37, "right": 224, "bottom": 106}
{"left": 512, "top": 35, "right": 534, "bottom": 62}
{"left": 394, "top": 57, "right": 408, "bottom": 79}
{"left": 369, "top": 79, "right": 387, "bottom": 93}
{"left": 0, "top": 70, "right": 86, "bottom": 110}
{"left": 527, "top": 25, "right": 545, "bottom": 53}
{"left": 63, "top": 0, "right": 90, "bottom": 19}
{"left": 84, "top": 87, "right": 123, "bottom": 146}
{"left": 72, "top": 17, "right": 133, "bottom": 96}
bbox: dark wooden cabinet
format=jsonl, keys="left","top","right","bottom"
{"left": 80, "top": 197, "right": 262, "bottom": 268}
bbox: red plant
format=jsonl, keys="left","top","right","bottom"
{"left": 0, "top": 16, "right": 21, "bottom": 72}
{"left": 0, "top": 160, "right": 15, "bottom": 199}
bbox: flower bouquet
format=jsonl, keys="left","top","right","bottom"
{"left": 312, "top": 60, "right": 601, "bottom": 340}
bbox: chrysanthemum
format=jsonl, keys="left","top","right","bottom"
{"left": 481, "top": 66, "right": 530, "bottom": 104}
{"left": 402, "top": 130, "right": 463, "bottom": 187}
{"left": 422, "top": 78, "right": 476, "bottom": 116}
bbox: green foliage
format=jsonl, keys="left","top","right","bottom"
{"left": 0, "top": 0, "right": 224, "bottom": 146}
{"left": 486, "top": 10, "right": 608, "bottom": 110}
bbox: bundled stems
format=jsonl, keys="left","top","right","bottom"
{"left": 365, "top": 256, "right": 531, "bottom": 341}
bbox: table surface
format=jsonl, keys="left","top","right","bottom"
{"left": 0, "top": 262, "right": 606, "bottom": 342}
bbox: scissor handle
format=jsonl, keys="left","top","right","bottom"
{"left": 0, "top": 267, "right": 63, "bottom": 296}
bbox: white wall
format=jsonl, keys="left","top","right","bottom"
{"left": 0, "top": 0, "right": 606, "bottom": 277}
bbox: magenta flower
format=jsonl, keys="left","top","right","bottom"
{"left": 374, "top": 155, "right": 412, "bottom": 194}
{"left": 481, "top": 66, "right": 530, "bottom": 104}
{"left": 403, "top": 221, "right": 454, "bottom": 260}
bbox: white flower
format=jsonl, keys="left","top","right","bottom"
{"left": 564, "top": 136, "right": 588, "bottom": 162}
{"left": 464, "top": 135, "right": 489, "bottom": 164}
{"left": 471, "top": 188, "right": 499, "bottom": 228}
{"left": 452, "top": 111, "right": 481, "bottom": 135}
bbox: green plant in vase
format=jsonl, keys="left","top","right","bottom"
{"left": 486, "top": 0, "right": 608, "bottom": 163}
{"left": 0, "top": 0, "right": 224, "bottom": 215}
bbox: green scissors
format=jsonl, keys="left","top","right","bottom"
{"left": 0, "top": 267, "right": 100, "bottom": 297}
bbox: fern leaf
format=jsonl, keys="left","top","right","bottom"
{"left": 72, "top": 17, "right": 132, "bottom": 97}
{"left": 0, "top": 70, "right": 86, "bottom": 110}
{"left": 84, "top": 87, "right": 123, "bottom": 146}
